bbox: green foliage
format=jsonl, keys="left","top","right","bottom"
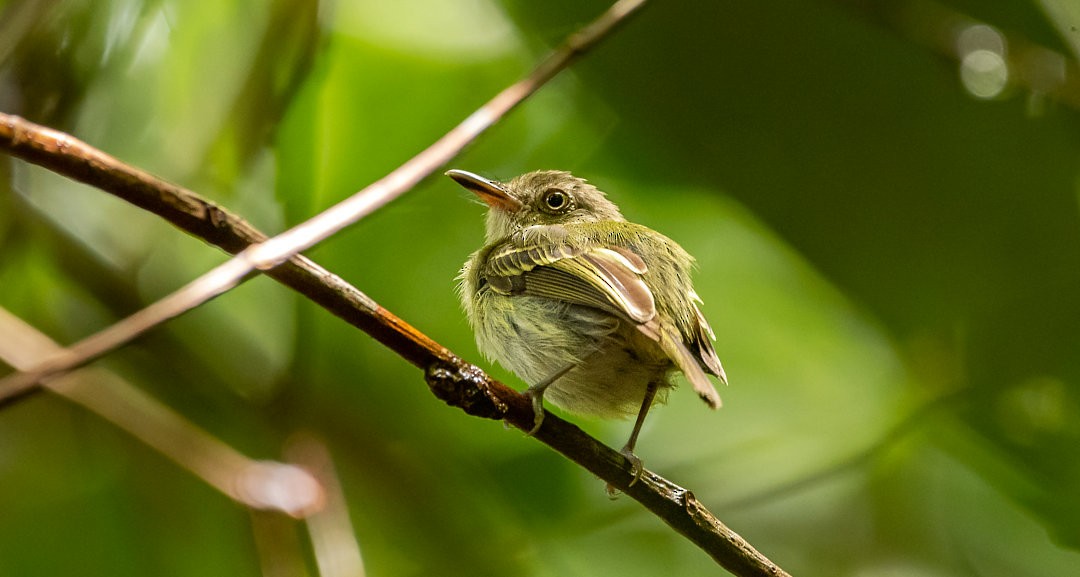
{"left": 1, "top": 0, "right": 1079, "bottom": 575}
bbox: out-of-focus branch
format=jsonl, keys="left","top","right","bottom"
{"left": 250, "top": 509, "right": 313, "bottom": 577}
{"left": 286, "top": 434, "right": 367, "bottom": 577}
{"left": 0, "top": 307, "right": 323, "bottom": 518}
{"left": 0, "top": 0, "right": 650, "bottom": 400}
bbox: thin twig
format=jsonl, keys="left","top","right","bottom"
{"left": 286, "top": 434, "right": 367, "bottom": 577}
{"left": 0, "top": 0, "right": 650, "bottom": 398}
{"left": 0, "top": 307, "right": 324, "bottom": 518}
{"left": 250, "top": 509, "right": 313, "bottom": 577}
{"left": 0, "top": 2, "right": 792, "bottom": 574}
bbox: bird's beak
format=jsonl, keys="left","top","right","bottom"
{"left": 445, "top": 169, "right": 523, "bottom": 212}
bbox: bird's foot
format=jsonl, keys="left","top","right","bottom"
{"left": 605, "top": 446, "right": 645, "bottom": 497}
{"left": 524, "top": 386, "right": 546, "bottom": 436}
{"left": 620, "top": 445, "right": 645, "bottom": 486}
{"left": 522, "top": 362, "right": 578, "bottom": 436}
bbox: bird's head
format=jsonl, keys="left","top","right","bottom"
{"left": 447, "top": 169, "right": 625, "bottom": 241}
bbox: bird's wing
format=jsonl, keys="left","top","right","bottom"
{"left": 485, "top": 240, "right": 722, "bottom": 408}
{"left": 486, "top": 242, "right": 656, "bottom": 323}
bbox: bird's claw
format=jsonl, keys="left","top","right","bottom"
{"left": 524, "top": 387, "right": 545, "bottom": 436}
{"left": 605, "top": 446, "right": 645, "bottom": 497}
{"left": 620, "top": 446, "right": 644, "bottom": 486}
{"left": 521, "top": 362, "right": 578, "bottom": 436}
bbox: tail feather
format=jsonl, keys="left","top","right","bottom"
{"left": 638, "top": 322, "right": 722, "bottom": 409}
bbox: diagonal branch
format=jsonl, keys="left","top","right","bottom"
{"left": 0, "top": 0, "right": 650, "bottom": 399}
{"left": 0, "top": 118, "right": 792, "bottom": 577}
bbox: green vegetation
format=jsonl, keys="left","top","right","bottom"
{"left": 1, "top": 1, "right": 1078, "bottom": 575}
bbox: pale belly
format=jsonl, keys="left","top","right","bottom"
{"left": 472, "top": 293, "right": 673, "bottom": 418}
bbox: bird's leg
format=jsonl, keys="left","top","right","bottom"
{"left": 524, "top": 362, "right": 577, "bottom": 435}
{"left": 525, "top": 342, "right": 608, "bottom": 435}
{"left": 615, "top": 380, "right": 660, "bottom": 490}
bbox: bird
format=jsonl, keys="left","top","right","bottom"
{"left": 448, "top": 169, "right": 726, "bottom": 482}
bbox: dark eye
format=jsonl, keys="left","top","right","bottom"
{"left": 542, "top": 188, "right": 571, "bottom": 212}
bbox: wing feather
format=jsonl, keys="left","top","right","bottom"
{"left": 486, "top": 243, "right": 656, "bottom": 323}
{"left": 688, "top": 290, "right": 727, "bottom": 384}
{"left": 549, "top": 249, "right": 655, "bottom": 323}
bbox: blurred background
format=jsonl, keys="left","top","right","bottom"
{"left": 1, "top": 0, "right": 1079, "bottom": 575}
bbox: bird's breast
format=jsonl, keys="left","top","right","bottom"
{"left": 470, "top": 292, "right": 673, "bottom": 418}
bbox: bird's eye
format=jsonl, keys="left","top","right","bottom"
{"left": 541, "top": 188, "right": 571, "bottom": 212}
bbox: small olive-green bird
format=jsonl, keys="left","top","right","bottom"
{"left": 448, "top": 169, "right": 727, "bottom": 476}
